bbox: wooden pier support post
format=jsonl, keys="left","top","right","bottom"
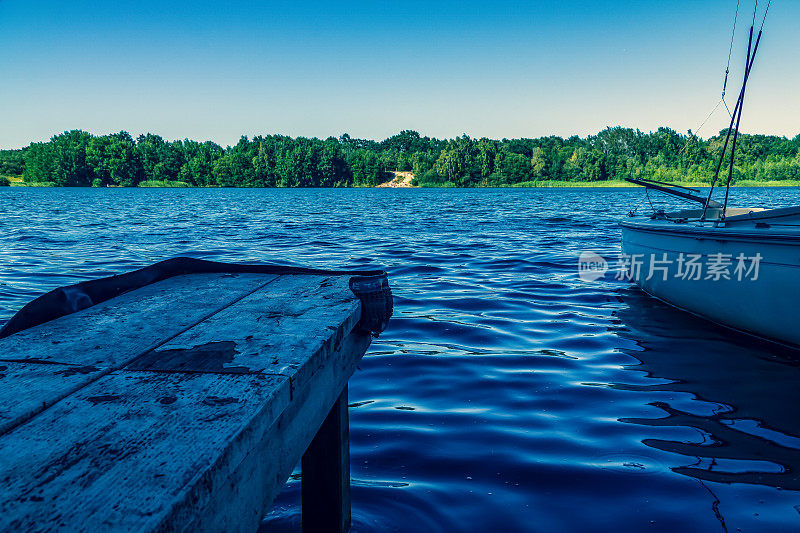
{"left": 302, "top": 385, "right": 351, "bottom": 533}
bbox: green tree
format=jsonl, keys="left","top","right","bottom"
{"left": 87, "top": 132, "right": 142, "bottom": 187}
{"left": 23, "top": 143, "right": 56, "bottom": 183}
{"left": 50, "top": 130, "right": 92, "bottom": 186}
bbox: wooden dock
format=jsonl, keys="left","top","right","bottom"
{"left": 0, "top": 272, "right": 384, "bottom": 532}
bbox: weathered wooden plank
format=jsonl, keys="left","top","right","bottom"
{"left": 180, "top": 331, "right": 371, "bottom": 533}
{"left": 0, "top": 332, "right": 372, "bottom": 533}
{"left": 127, "top": 275, "right": 361, "bottom": 391}
{"left": 0, "top": 370, "right": 291, "bottom": 533}
{"left": 0, "top": 361, "right": 105, "bottom": 435}
{"left": 0, "top": 273, "right": 278, "bottom": 435}
{"left": 0, "top": 273, "right": 277, "bottom": 366}
{"left": 302, "top": 385, "right": 351, "bottom": 533}
{"left": 0, "top": 273, "right": 373, "bottom": 532}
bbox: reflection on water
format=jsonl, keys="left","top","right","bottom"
{"left": 614, "top": 291, "right": 800, "bottom": 491}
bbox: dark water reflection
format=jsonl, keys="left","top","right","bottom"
{"left": 615, "top": 291, "right": 800, "bottom": 492}
{"left": 1, "top": 186, "right": 800, "bottom": 531}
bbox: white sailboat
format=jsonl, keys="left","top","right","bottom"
{"left": 621, "top": 205, "right": 800, "bottom": 347}
{"left": 619, "top": 1, "right": 800, "bottom": 348}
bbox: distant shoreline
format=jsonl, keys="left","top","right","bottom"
{"left": 4, "top": 127, "right": 799, "bottom": 189}
{"left": 506, "top": 179, "right": 800, "bottom": 188}
{"left": 4, "top": 177, "right": 800, "bottom": 189}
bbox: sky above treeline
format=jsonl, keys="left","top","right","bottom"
{"left": 1, "top": 0, "right": 797, "bottom": 149}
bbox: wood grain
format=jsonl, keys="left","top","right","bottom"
{"left": 0, "top": 272, "right": 372, "bottom": 532}
{"left": 0, "top": 273, "right": 278, "bottom": 436}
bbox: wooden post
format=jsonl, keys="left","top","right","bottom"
{"left": 302, "top": 385, "right": 351, "bottom": 533}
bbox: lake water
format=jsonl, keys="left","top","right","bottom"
{"left": 2, "top": 186, "right": 800, "bottom": 532}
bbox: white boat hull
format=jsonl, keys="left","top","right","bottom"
{"left": 620, "top": 215, "right": 800, "bottom": 348}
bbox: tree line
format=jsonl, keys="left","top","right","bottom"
{"left": 1, "top": 127, "right": 799, "bottom": 187}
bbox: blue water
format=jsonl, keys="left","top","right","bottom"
{"left": 2, "top": 186, "right": 800, "bottom": 532}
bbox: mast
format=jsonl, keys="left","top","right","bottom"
{"left": 702, "top": 0, "right": 772, "bottom": 221}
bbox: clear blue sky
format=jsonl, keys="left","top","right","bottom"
{"left": 1, "top": 0, "right": 797, "bottom": 148}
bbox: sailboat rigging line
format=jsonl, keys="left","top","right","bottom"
{"left": 677, "top": 0, "right": 741, "bottom": 158}
{"left": 759, "top": 0, "right": 772, "bottom": 31}
{"left": 679, "top": 99, "right": 723, "bottom": 157}
{"left": 700, "top": 26, "right": 753, "bottom": 216}
{"left": 645, "top": 187, "right": 656, "bottom": 214}
{"left": 722, "top": 27, "right": 764, "bottom": 220}
{"left": 722, "top": 74, "right": 750, "bottom": 215}
{"left": 722, "top": 0, "right": 741, "bottom": 100}
{"left": 701, "top": 24, "right": 755, "bottom": 220}
{"left": 693, "top": 99, "right": 721, "bottom": 134}
{"left": 720, "top": 2, "right": 771, "bottom": 220}
{"left": 678, "top": 99, "right": 723, "bottom": 157}
{"left": 722, "top": 99, "right": 733, "bottom": 119}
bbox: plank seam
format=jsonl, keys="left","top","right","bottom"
{"left": 0, "top": 359, "right": 75, "bottom": 365}
{"left": 0, "top": 274, "right": 282, "bottom": 438}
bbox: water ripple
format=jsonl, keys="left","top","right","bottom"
{"left": 2, "top": 187, "right": 800, "bottom": 531}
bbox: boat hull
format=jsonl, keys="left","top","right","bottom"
{"left": 620, "top": 219, "right": 800, "bottom": 348}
